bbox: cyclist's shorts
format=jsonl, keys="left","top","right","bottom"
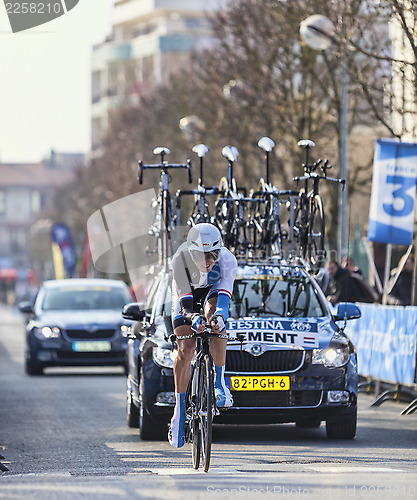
{"left": 172, "top": 285, "right": 219, "bottom": 329}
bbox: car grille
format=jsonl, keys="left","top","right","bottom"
{"left": 232, "top": 390, "right": 322, "bottom": 408}
{"left": 65, "top": 329, "right": 116, "bottom": 340}
{"left": 226, "top": 349, "right": 304, "bottom": 373}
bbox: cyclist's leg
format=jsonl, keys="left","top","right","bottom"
{"left": 169, "top": 321, "right": 196, "bottom": 448}
{"left": 204, "top": 296, "right": 233, "bottom": 408}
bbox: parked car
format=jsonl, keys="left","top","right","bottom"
{"left": 19, "top": 279, "right": 134, "bottom": 375}
{"left": 123, "top": 261, "right": 360, "bottom": 440}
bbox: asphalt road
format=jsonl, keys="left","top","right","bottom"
{"left": 0, "top": 304, "right": 416, "bottom": 499}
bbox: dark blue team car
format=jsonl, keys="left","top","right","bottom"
{"left": 123, "top": 261, "right": 360, "bottom": 440}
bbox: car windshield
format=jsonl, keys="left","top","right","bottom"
{"left": 229, "top": 277, "right": 325, "bottom": 318}
{"left": 40, "top": 286, "right": 130, "bottom": 311}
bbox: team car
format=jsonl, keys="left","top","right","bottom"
{"left": 123, "top": 260, "right": 360, "bottom": 440}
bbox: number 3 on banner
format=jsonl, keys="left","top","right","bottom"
{"left": 382, "top": 175, "right": 415, "bottom": 217}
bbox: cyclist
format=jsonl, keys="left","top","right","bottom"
{"left": 168, "top": 223, "right": 237, "bottom": 448}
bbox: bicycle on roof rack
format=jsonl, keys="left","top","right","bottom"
{"left": 138, "top": 147, "right": 192, "bottom": 270}
{"left": 248, "top": 137, "right": 296, "bottom": 259}
{"left": 292, "top": 139, "right": 345, "bottom": 270}
{"left": 214, "top": 146, "right": 254, "bottom": 256}
{"left": 175, "top": 144, "right": 220, "bottom": 230}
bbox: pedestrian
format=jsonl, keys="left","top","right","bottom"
{"left": 388, "top": 254, "right": 414, "bottom": 306}
{"left": 326, "top": 260, "right": 368, "bottom": 305}
{"left": 341, "top": 256, "right": 379, "bottom": 303}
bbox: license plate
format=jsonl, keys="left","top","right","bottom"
{"left": 230, "top": 376, "right": 290, "bottom": 391}
{"left": 72, "top": 341, "right": 111, "bottom": 352}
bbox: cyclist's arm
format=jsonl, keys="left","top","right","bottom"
{"left": 212, "top": 249, "right": 238, "bottom": 322}
{"left": 172, "top": 251, "right": 197, "bottom": 325}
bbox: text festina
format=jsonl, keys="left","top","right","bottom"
{"left": 226, "top": 319, "right": 318, "bottom": 345}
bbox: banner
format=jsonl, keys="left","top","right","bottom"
{"left": 50, "top": 223, "right": 76, "bottom": 278}
{"left": 345, "top": 303, "right": 417, "bottom": 385}
{"left": 368, "top": 139, "right": 417, "bottom": 245}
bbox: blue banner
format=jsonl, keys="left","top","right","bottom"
{"left": 368, "top": 139, "right": 417, "bottom": 245}
{"left": 345, "top": 303, "right": 417, "bottom": 385}
{"left": 50, "top": 223, "right": 76, "bottom": 278}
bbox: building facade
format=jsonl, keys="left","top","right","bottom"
{"left": 91, "top": 0, "right": 225, "bottom": 150}
{"left": 0, "top": 153, "right": 83, "bottom": 301}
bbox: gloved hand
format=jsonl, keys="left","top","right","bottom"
{"left": 211, "top": 314, "right": 226, "bottom": 333}
{"left": 191, "top": 314, "right": 202, "bottom": 333}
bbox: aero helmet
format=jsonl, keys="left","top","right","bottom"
{"left": 187, "top": 223, "right": 222, "bottom": 259}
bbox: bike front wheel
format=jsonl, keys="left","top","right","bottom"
{"left": 198, "top": 354, "right": 213, "bottom": 472}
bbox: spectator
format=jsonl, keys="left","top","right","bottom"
{"left": 326, "top": 260, "right": 369, "bottom": 305}
{"left": 388, "top": 254, "right": 414, "bottom": 306}
{"left": 341, "top": 256, "right": 363, "bottom": 276}
{"left": 342, "top": 256, "right": 380, "bottom": 303}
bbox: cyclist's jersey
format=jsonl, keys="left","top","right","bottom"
{"left": 171, "top": 246, "right": 237, "bottom": 329}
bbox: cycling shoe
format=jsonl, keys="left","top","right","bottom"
{"left": 168, "top": 393, "right": 186, "bottom": 448}
{"left": 215, "top": 386, "right": 233, "bottom": 408}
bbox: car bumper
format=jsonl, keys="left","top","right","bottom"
{"left": 28, "top": 336, "right": 128, "bottom": 368}
{"left": 140, "top": 355, "right": 357, "bottom": 425}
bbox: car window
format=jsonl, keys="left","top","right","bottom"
{"left": 41, "top": 286, "right": 131, "bottom": 311}
{"left": 229, "top": 277, "right": 325, "bottom": 318}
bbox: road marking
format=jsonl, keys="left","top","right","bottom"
{"left": 148, "top": 467, "right": 242, "bottom": 475}
{"left": 308, "top": 466, "right": 407, "bottom": 473}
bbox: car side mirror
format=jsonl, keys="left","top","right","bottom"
{"left": 333, "top": 302, "right": 361, "bottom": 321}
{"left": 122, "top": 302, "right": 145, "bottom": 321}
{"left": 18, "top": 301, "right": 34, "bottom": 314}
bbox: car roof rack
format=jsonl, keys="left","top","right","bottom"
{"left": 235, "top": 254, "right": 312, "bottom": 272}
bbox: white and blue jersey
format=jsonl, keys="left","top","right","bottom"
{"left": 171, "top": 246, "right": 237, "bottom": 329}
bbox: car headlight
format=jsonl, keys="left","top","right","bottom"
{"left": 312, "top": 347, "right": 349, "bottom": 367}
{"left": 120, "top": 324, "right": 130, "bottom": 337}
{"left": 152, "top": 347, "right": 176, "bottom": 368}
{"left": 33, "top": 326, "right": 61, "bottom": 340}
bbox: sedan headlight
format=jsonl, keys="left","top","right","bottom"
{"left": 33, "top": 326, "right": 61, "bottom": 340}
{"left": 152, "top": 347, "right": 176, "bottom": 368}
{"left": 312, "top": 347, "right": 349, "bottom": 368}
{"left": 120, "top": 324, "right": 131, "bottom": 337}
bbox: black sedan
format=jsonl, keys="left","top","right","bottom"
{"left": 123, "top": 261, "right": 361, "bottom": 441}
{"left": 19, "top": 279, "right": 134, "bottom": 375}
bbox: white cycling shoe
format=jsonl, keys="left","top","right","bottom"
{"left": 215, "top": 386, "right": 234, "bottom": 408}
{"left": 168, "top": 393, "right": 186, "bottom": 448}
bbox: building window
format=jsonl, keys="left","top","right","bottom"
{"left": 10, "top": 228, "right": 26, "bottom": 253}
{"left": 0, "top": 191, "right": 5, "bottom": 215}
{"left": 31, "top": 191, "right": 42, "bottom": 214}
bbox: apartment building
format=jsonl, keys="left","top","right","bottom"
{"left": 91, "top": 0, "right": 225, "bottom": 150}
{"left": 0, "top": 152, "right": 83, "bottom": 300}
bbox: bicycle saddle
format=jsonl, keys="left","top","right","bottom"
{"left": 222, "top": 146, "right": 239, "bottom": 162}
{"left": 258, "top": 137, "right": 275, "bottom": 152}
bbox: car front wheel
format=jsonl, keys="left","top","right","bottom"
{"left": 25, "top": 356, "right": 44, "bottom": 376}
{"left": 326, "top": 408, "right": 357, "bottom": 439}
{"left": 138, "top": 378, "right": 166, "bottom": 441}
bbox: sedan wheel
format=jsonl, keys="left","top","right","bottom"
{"left": 126, "top": 384, "right": 139, "bottom": 428}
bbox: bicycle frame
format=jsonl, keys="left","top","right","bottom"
{"left": 176, "top": 325, "right": 227, "bottom": 472}
{"left": 138, "top": 148, "right": 192, "bottom": 270}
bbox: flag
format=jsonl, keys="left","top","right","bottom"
{"left": 368, "top": 139, "right": 417, "bottom": 246}
{"left": 50, "top": 223, "right": 76, "bottom": 278}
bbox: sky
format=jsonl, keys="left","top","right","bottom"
{"left": 0, "top": 0, "right": 114, "bottom": 163}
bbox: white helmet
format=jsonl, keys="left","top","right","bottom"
{"left": 187, "top": 223, "right": 222, "bottom": 261}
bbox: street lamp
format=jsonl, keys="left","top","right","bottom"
{"left": 300, "top": 14, "right": 348, "bottom": 260}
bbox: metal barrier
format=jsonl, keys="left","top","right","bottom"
{"left": 344, "top": 303, "right": 417, "bottom": 414}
